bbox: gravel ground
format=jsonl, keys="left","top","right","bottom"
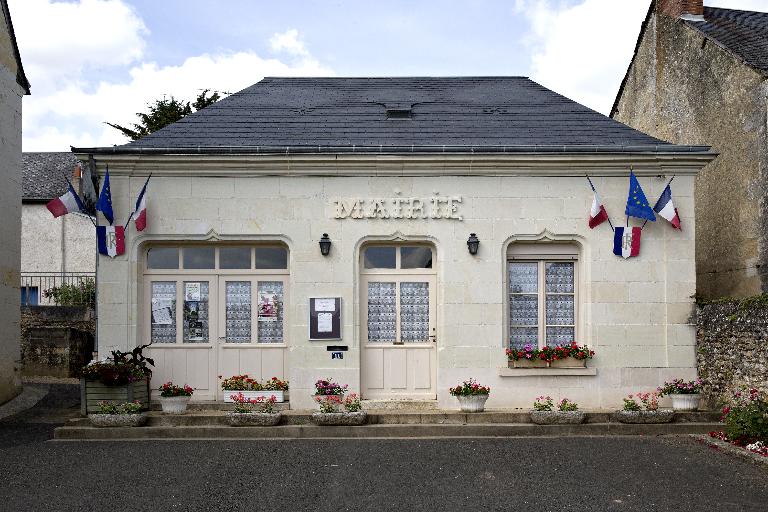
{"left": 0, "top": 386, "right": 766, "bottom": 512}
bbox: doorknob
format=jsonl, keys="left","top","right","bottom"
{"left": 429, "top": 335, "right": 437, "bottom": 344}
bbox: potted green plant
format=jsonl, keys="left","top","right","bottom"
{"left": 657, "top": 378, "right": 704, "bottom": 411}
{"left": 615, "top": 392, "right": 674, "bottom": 423}
{"left": 449, "top": 378, "right": 491, "bottom": 412}
{"left": 530, "top": 396, "right": 586, "bottom": 424}
{"left": 225, "top": 392, "right": 282, "bottom": 426}
{"left": 549, "top": 342, "right": 595, "bottom": 368}
{"left": 219, "top": 375, "right": 289, "bottom": 403}
{"left": 158, "top": 382, "right": 194, "bottom": 414}
{"left": 79, "top": 344, "right": 154, "bottom": 415}
{"left": 88, "top": 400, "right": 147, "bottom": 427}
{"left": 311, "top": 379, "right": 367, "bottom": 425}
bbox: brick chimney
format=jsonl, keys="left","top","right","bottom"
{"left": 657, "top": 0, "right": 705, "bottom": 21}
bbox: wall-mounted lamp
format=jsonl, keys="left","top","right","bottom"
{"left": 319, "top": 233, "right": 332, "bottom": 256}
{"left": 467, "top": 233, "right": 479, "bottom": 255}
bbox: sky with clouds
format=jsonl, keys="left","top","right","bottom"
{"left": 9, "top": 0, "right": 768, "bottom": 151}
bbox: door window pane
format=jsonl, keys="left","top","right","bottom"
{"left": 151, "top": 281, "right": 176, "bottom": 343}
{"left": 147, "top": 248, "right": 179, "bottom": 269}
{"left": 220, "top": 247, "right": 251, "bottom": 269}
{"left": 367, "top": 282, "right": 396, "bottom": 342}
{"left": 183, "top": 247, "right": 215, "bottom": 269}
{"left": 257, "top": 281, "right": 284, "bottom": 343}
{"left": 255, "top": 247, "right": 288, "bottom": 269}
{"left": 183, "top": 281, "right": 209, "bottom": 343}
{"left": 364, "top": 247, "right": 396, "bottom": 269}
{"left": 225, "top": 281, "right": 251, "bottom": 343}
{"left": 401, "top": 247, "right": 432, "bottom": 269}
{"left": 400, "top": 282, "right": 430, "bottom": 342}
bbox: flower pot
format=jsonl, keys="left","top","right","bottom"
{"left": 456, "top": 394, "right": 489, "bottom": 413}
{"left": 88, "top": 413, "right": 148, "bottom": 428}
{"left": 614, "top": 410, "right": 674, "bottom": 424}
{"left": 549, "top": 357, "right": 587, "bottom": 369}
{"left": 510, "top": 359, "right": 549, "bottom": 368}
{"left": 669, "top": 393, "right": 701, "bottom": 411}
{"left": 530, "top": 410, "right": 586, "bottom": 425}
{"left": 225, "top": 412, "right": 282, "bottom": 426}
{"left": 311, "top": 411, "right": 368, "bottom": 426}
{"left": 223, "top": 390, "right": 285, "bottom": 403}
{"left": 159, "top": 395, "right": 191, "bottom": 414}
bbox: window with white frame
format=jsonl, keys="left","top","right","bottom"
{"left": 507, "top": 243, "right": 578, "bottom": 349}
{"left": 144, "top": 245, "right": 288, "bottom": 345}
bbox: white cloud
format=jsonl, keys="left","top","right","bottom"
{"left": 516, "top": 0, "right": 768, "bottom": 115}
{"left": 11, "top": 1, "right": 333, "bottom": 151}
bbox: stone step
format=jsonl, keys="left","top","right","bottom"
{"left": 149, "top": 401, "right": 291, "bottom": 412}
{"left": 54, "top": 422, "right": 722, "bottom": 441}
{"left": 361, "top": 399, "right": 439, "bottom": 411}
{"left": 63, "top": 410, "right": 721, "bottom": 428}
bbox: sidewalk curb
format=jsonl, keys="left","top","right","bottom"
{"left": 691, "top": 434, "right": 768, "bottom": 469}
{"left": 0, "top": 384, "right": 50, "bottom": 422}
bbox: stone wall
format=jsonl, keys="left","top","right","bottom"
{"left": 696, "top": 297, "right": 768, "bottom": 404}
{"left": 20, "top": 306, "right": 95, "bottom": 378}
{"left": 612, "top": 8, "right": 768, "bottom": 299}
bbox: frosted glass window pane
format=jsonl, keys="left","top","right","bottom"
{"left": 183, "top": 247, "right": 215, "bottom": 269}
{"left": 183, "top": 281, "right": 209, "bottom": 343}
{"left": 546, "top": 327, "right": 575, "bottom": 345}
{"left": 545, "top": 262, "right": 574, "bottom": 293}
{"left": 401, "top": 247, "right": 432, "bottom": 269}
{"left": 546, "top": 294, "right": 575, "bottom": 325}
{"left": 255, "top": 247, "right": 288, "bottom": 269}
{"left": 367, "top": 282, "right": 396, "bottom": 342}
{"left": 220, "top": 247, "right": 251, "bottom": 269}
{"left": 509, "top": 262, "right": 538, "bottom": 293}
{"left": 400, "top": 282, "right": 430, "bottom": 342}
{"left": 510, "top": 295, "right": 538, "bottom": 326}
{"left": 257, "top": 281, "right": 284, "bottom": 343}
{"left": 147, "top": 248, "right": 179, "bottom": 269}
{"left": 509, "top": 327, "right": 538, "bottom": 349}
{"left": 225, "top": 281, "right": 251, "bottom": 343}
{"left": 151, "top": 281, "right": 176, "bottom": 343}
{"left": 364, "top": 247, "right": 396, "bottom": 269}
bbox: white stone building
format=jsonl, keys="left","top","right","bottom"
{"left": 0, "top": 0, "right": 28, "bottom": 405}
{"left": 74, "top": 77, "right": 715, "bottom": 410}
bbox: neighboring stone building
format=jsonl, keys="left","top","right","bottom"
{"left": 0, "top": 0, "right": 29, "bottom": 405}
{"left": 74, "top": 77, "right": 715, "bottom": 410}
{"left": 612, "top": 0, "right": 768, "bottom": 299}
{"left": 21, "top": 152, "right": 96, "bottom": 305}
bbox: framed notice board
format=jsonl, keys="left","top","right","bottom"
{"left": 309, "top": 297, "right": 342, "bottom": 341}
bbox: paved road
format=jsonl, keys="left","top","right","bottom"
{"left": 0, "top": 386, "right": 766, "bottom": 512}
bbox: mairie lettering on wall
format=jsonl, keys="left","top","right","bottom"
{"left": 331, "top": 196, "right": 463, "bottom": 220}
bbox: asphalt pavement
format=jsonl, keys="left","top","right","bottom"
{"left": 0, "top": 385, "right": 766, "bottom": 512}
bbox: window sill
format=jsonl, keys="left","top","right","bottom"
{"left": 498, "top": 367, "right": 597, "bottom": 377}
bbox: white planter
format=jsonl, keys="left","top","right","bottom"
{"left": 159, "top": 395, "right": 191, "bottom": 414}
{"left": 223, "top": 390, "right": 285, "bottom": 403}
{"left": 456, "top": 394, "right": 489, "bottom": 413}
{"left": 669, "top": 393, "right": 701, "bottom": 411}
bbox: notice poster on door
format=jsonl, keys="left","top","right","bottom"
{"left": 309, "top": 297, "right": 342, "bottom": 340}
{"left": 258, "top": 291, "right": 278, "bottom": 322}
{"left": 151, "top": 298, "right": 173, "bottom": 325}
{"left": 185, "top": 282, "right": 201, "bottom": 302}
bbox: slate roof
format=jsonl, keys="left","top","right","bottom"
{"left": 74, "top": 77, "right": 710, "bottom": 155}
{"left": 686, "top": 7, "right": 768, "bottom": 74}
{"left": 22, "top": 152, "right": 79, "bottom": 201}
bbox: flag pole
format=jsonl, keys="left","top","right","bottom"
{"left": 586, "top": 175, "right": 614, "bottom": 231}
{"left": 642, "top": 175, "right": 676, "bottom": 229}
{"left": 61, "top": 171, "right": 97, "bottom": 227}
{"left": 90, "top": 155, "right": 100, "bottom": 359}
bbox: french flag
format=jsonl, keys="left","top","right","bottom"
{"left": 613, "top": 227, "right": 642, "bottom": 259}
{"left": 653, "top": 184, "right": 681, "bottom": 230}
{"left": 46, "top": 181, "right": 85, "bottom": 218}
{"left": 134, "top": 176, "right": 150, "bottom": 231}
{"left": 97, "top": 225, "right": 125, "bottom": 258}
{"left": 589, "top": 190, "right": 609, "bottom": 229}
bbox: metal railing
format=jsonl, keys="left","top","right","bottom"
{"left": 20, "top": 272, "right": 96, "bottom": 306}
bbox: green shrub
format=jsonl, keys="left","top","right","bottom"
{"left": 722, "top": 388, "right": 768, "bottom": 444}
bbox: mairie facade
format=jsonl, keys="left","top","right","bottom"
{"left": 75, "top": 77, "right": 715, "bottom": 410}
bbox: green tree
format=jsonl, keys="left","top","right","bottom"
{"left": 107, "top": 89, "right": 222, "bottom": 141}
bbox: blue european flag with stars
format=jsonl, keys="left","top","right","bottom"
{"left": 95, "top": 166, "right": 114, "bottom": 225}
{"left": 625, "top": 171, "right": 656, "bottom": 221}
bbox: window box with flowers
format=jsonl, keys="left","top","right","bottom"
{"left": 226, "top": 392, "right": 282, "bottom": 426}
{"left": 311, "top": 379, "right": 367, "bottom": 425}
{"left": 449, "top": 378, "right": 491, "bottom": 412}
{"left": 657, "top": 378, "right": 704, "bottom": 411}
{"left": 506, "top": 342, "right": 594, "bottom": 369}
{"left": 219, "top": 375, "right": 289, "bottom": 403}
{"left": 158, "top": 382, "right": 194, "bottom": 414}
{"left": 530, "top": 396, "right": 585, "bottom": 424}
{"left": 615, "top": 392, "right": 674, "bottom": 423}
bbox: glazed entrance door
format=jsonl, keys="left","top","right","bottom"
{"left": 361, "top": 275, "right": 437, "bottom": 399}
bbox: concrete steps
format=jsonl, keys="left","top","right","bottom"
{"left": 54, "top": 410, "right": 722, "bottom": 440}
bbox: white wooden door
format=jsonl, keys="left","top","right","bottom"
{"left": 362, "top": 275, "right": 437, "bottom": 399}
